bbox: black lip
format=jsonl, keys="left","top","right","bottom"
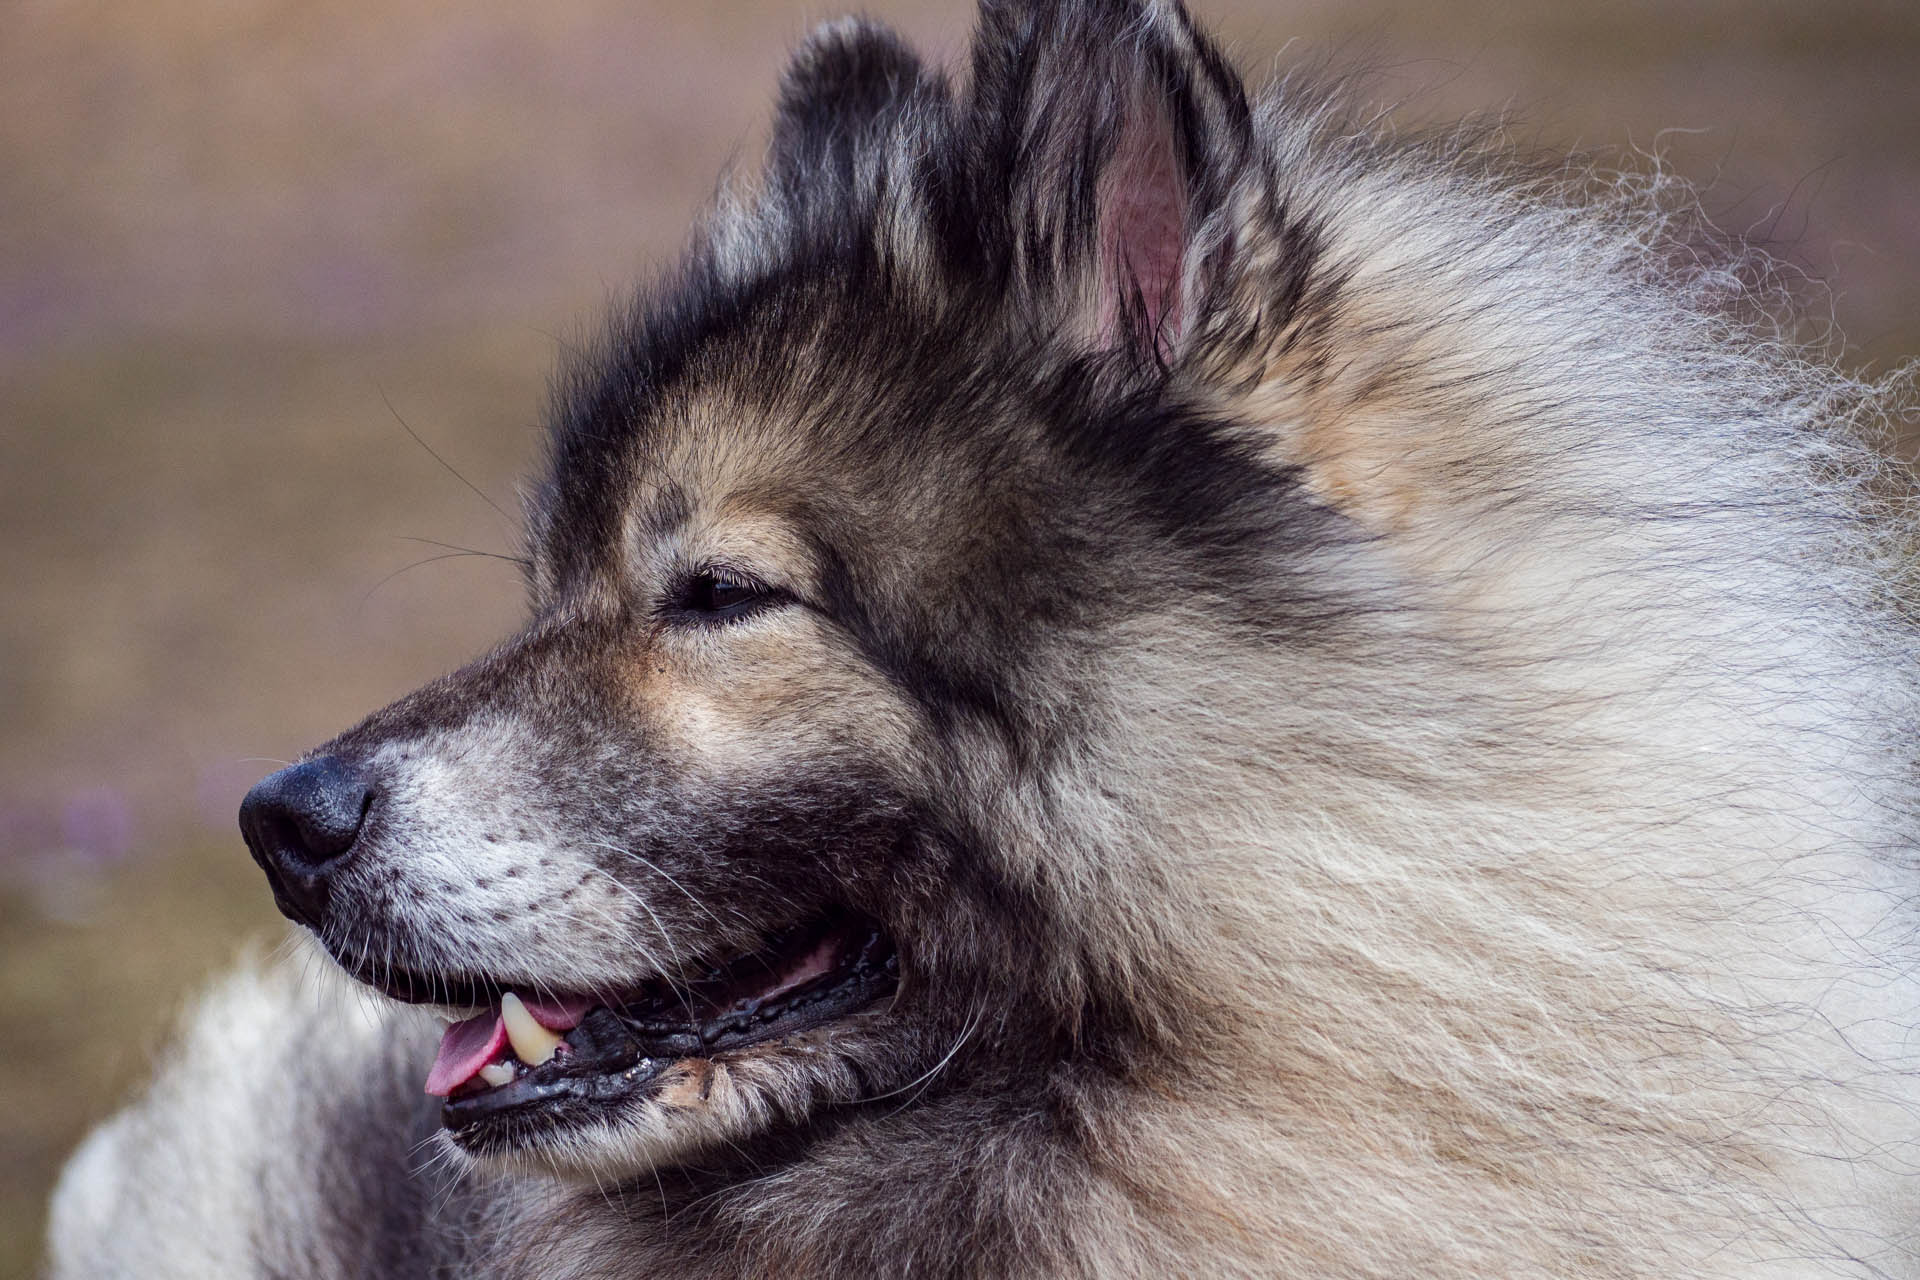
{"left": 333, "top": 955, "right": 503, "bottom": 1009}
{"left": 444, "top": 1052, "right": 680, "bottom": 1129}
{"left": 441, "top": 924, "right": 898, "bottom": 1134}
{"left": 335, "top": 914, "right": 888, "bottom": 1012}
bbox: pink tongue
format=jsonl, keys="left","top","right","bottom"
{"left": 423, "top": 995, "right": 594, "bottom": 1097}
{"left": 425, "top": 1012, "right": 503, "bottom": 1097}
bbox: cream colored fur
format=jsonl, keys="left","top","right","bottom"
{"left": 985, "top": 99, "right": 1920, "bottom": 1276}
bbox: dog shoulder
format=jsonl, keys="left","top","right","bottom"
{"left": 46, "top": 945, "right": 456, "bottom": 1279}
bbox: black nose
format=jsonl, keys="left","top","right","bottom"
{"left": 239, "top": 756, "right": 376, "bottom": 928}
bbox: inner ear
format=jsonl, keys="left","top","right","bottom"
{"left": 1097, "top": 91, "right": 1191, "bottom": 362}
{"left": 959, "top": 0, "right": 1253, "bottom": 370}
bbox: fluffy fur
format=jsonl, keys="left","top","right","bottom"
{"left": 49, "top": 1, "right": 1920, "bottom": 1276}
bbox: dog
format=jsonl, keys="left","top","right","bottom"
{"left": 47, "top": 0, "right": 1920, "bottom": 1275}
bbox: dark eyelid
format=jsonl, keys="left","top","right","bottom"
{"left": 665, "top": 563, "right": 795, "bottom": 625}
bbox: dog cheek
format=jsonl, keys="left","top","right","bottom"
{"left": 631, "top": 626, "right": 924, "bottom": 783}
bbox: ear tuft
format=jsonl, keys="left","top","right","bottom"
{"left": 770, "top": 19, "right": 939, "bottom": 190}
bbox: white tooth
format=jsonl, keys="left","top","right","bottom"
{"left": 500, "top": 992, "right": 563, "bottom": 1066}
{"left": 478, "top": 1061, "right": 517, "bottom": 1088}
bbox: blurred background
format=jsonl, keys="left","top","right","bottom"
{"left": 4, "top": 0, "right": 1916, "bottom": 1271}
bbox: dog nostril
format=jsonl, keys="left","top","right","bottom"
{"left": 239, "top": 757, "right": 377, "bottom": 925}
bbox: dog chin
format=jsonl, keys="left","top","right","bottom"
{"left": 435, "top": 1034, "right": 883, "bottom": 1180}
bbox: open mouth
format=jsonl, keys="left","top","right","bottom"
{"left": 350, "top": 912, "right": 898, "bottom": 1137}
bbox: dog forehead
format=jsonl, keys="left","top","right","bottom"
{"left": 638, "top": 387, "right": 1030, "bottom": 591}
{"left": 537, "top": 315, "right": 1061, "bottom": 588}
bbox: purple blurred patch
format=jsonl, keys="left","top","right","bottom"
{"left": 0, "top": 802, "right": 59, "bottom": 870}
{"left": 60, "top": 785, "right": 135, "bottom": 867}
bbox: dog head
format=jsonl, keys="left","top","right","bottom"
{"left": 238, "top": 0, "right": 1368, "bottom": 1180}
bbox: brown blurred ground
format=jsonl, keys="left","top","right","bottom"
{"left": 3, "top": 1, "right": 1916, "bottom": 1272}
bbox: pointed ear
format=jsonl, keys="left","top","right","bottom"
{"left": 769, "top": 19, "right": 946, "bottom": 197}
{"left": 965, "top": 0, "right": 1253, "bottom": 364}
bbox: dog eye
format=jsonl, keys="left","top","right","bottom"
{"left": 674, "top": 568, "right": 781, "bottom": 623}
